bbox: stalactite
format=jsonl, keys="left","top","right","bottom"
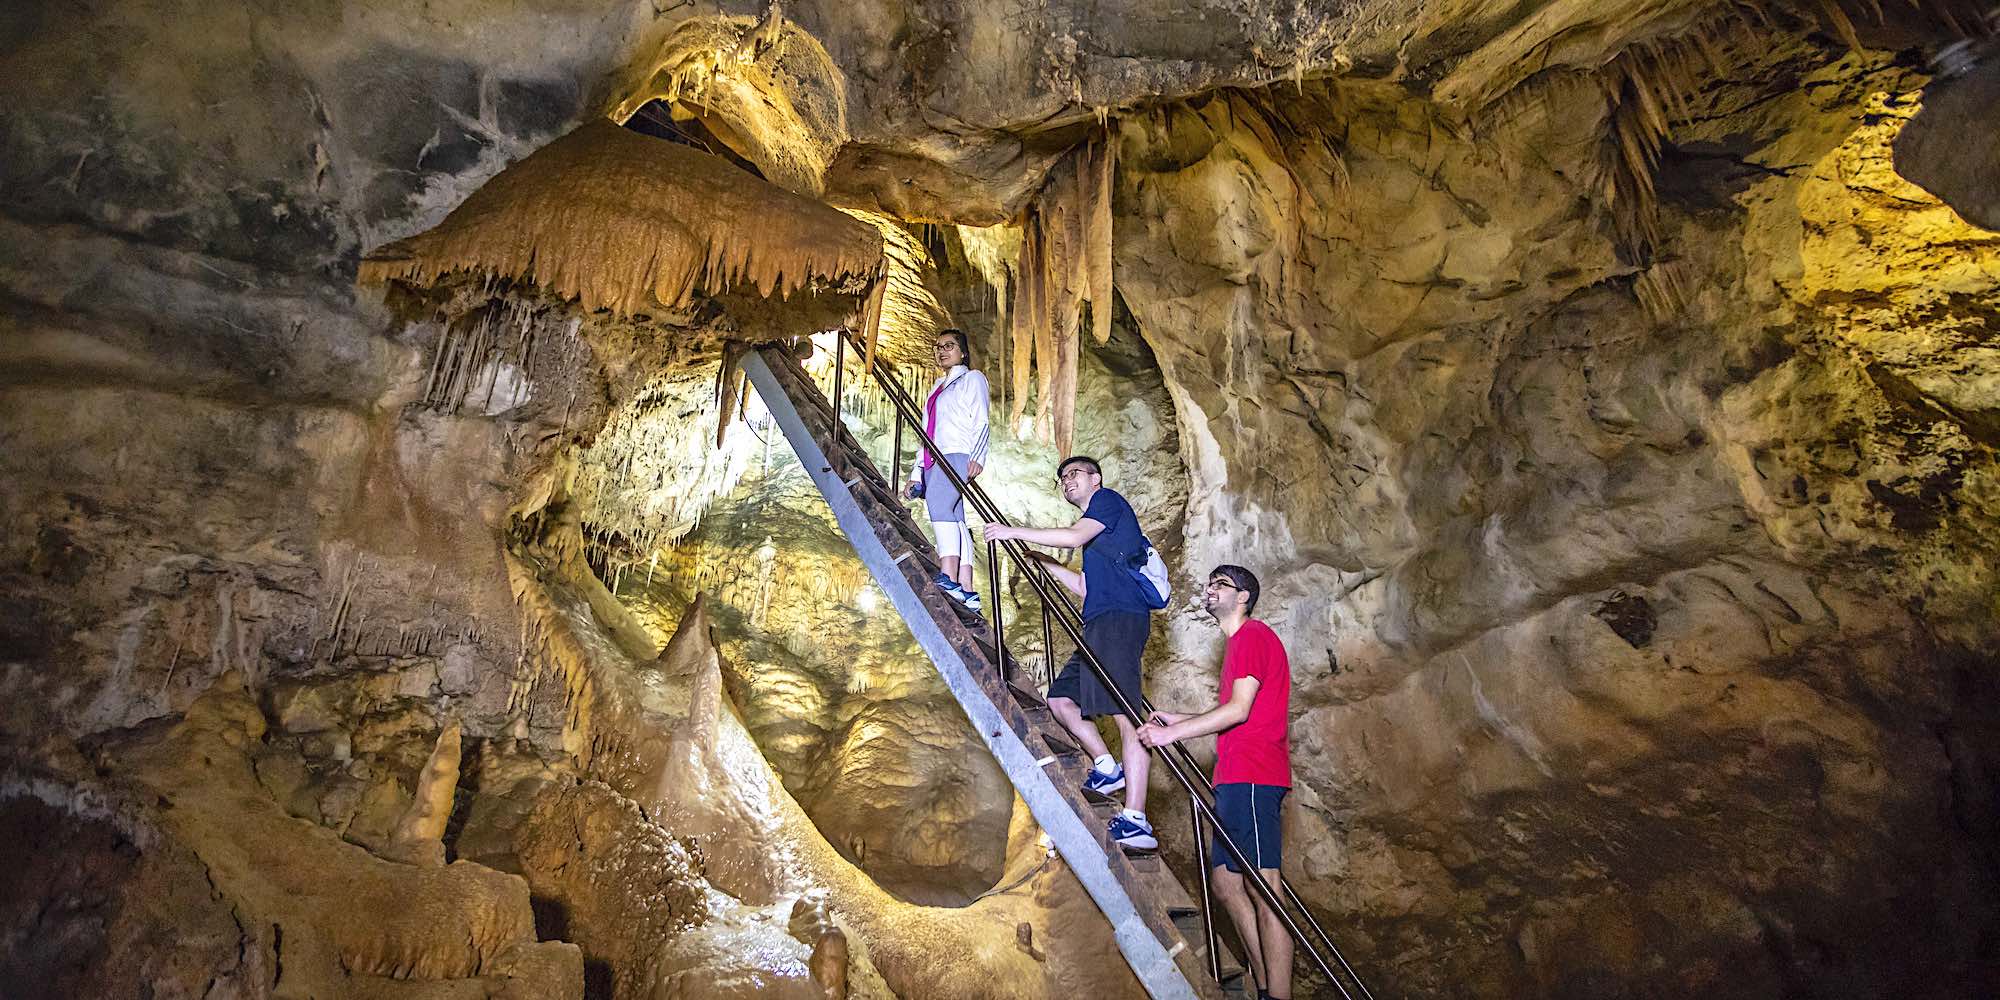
{"left": 833, "top": 211, "right": 949, "bottom": 372}
{"left": 571, "top": 365, "right": 755, "bottom": 585}
{"left": 506, "top": 555, "right": 600, "bottom": 767}
{"left": 1804, "top": 0, "right": 1993, "bottom": 48}
{"left": 1085, "top": 128, "right": 1115, "bottom": 348}
{"left": 858, "top": 273, "right": 887, "bottom": 371}
{"left": 715, "top": 346, "right": 743, "bottom": 449}
{"left": 1006, "top": 128, "right": 1117, "bottom": 455}
{"left": 358, "top": 121, "right": 882, "bottom": 321}
{"left": 1008, "top": 217, "right": 1042, "bottom": 433}
{"left": 1634, "top": 258, "right": 1695, "bottom": 320}
{"left": 1596, "top": 13, "right": 1761, "bottom": 263}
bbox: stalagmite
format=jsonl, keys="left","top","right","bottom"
{"left": 384, "top": 718, "right": 463, "bottom": 867}
{"left": 788, "top": 896, "right": 851, "bottom": 1000}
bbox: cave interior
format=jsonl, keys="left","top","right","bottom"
{"left": 3, "top": 1, "right": 2000, "bottom": 999}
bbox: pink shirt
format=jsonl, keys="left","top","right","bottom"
{"left": 1214, "top": 619, "right": 1292, "bottom": 787}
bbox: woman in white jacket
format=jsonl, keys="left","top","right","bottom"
{"left": 905, "top": 328, "right": 991, "bottom": 611}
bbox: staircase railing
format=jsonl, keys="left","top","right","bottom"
{"left": 820, "top": 328, "right": 1377, "bottom": 1000}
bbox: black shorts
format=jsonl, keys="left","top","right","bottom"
{"left": 1045, "top": 611, "right": 1149, "bottom": 719}
{"left": 1210, "top": 783, "right": 1287, "bottom": 873}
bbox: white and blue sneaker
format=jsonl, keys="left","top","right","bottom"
{"left": 1108, "top": 811, "right": 1157, "bottom": 850}
{"left": 934, "top": 571, "right": 983, "bottom": 613}
{"left": 1081, "top": 763, "right": 1126, "bottom": 797}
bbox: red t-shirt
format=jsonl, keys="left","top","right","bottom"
{"left": 1214, "top": 619, "right": 1291, "bottom": 787}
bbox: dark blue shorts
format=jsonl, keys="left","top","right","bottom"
{"left": 1210, "top": 783, "right": 1287, "bottom": 873}
{"left": 1045, "top": 611, "right": 1149, "bottom": 719}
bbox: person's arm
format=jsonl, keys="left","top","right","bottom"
{"left": 1024, "top": 549, "right": 1085, "bottom": 598}
{"left": 1137, "top": 676, "right": 1260, "bottom": 747}
{"left": 966, "top": 371, "right": 990, "bottom": 477}
{"left": 984, "top": 516, "right": 1105, "bottom": 549}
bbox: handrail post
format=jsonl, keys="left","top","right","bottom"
{"left": 831, "top": 331, "right": 846, "bottom": 440}
{"left": 890, "top": 372, "right": 904, "bottom": 491}
{"left": 1040, "top": 602, "right": 1054, "bottom": 690}
{"left": 1193, "top": 793, "right": 1221, "bottom": 984}
{"left": 987, "top": 537, "right": 1005, "bottom": 682}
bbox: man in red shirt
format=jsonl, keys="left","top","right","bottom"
{"left": 1137, "top": 564, "right": 1293, "bottom": 1000}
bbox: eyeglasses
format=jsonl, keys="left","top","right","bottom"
{"left": 1204, "top": 580, "right": 1241, "bottom": 592}
{"left": 1056, "top": 469, "right": 1094, "bottom": 485}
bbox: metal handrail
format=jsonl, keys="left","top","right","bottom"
{"left": 831, "top": 328, "right": 1375, "bottom": 1000}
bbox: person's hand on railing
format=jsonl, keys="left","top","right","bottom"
{"left": 967, "top": 459, "right": 982, "bottom": 478}
{"left": 1136, "top": 711, "right": 1187, "bottom": 748}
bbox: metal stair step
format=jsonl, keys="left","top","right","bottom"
{"left": 1042, "top": 732, "right": 1085, "bottom": 765}
{"left": 1166, "top": 908, "right": 1249, "bottom": 978}
{"left": 1121, "top": 845, "right": 1164, "bottom": 872}
{"left": 1008, "top": 681, "right": 1051, "bottom": 713}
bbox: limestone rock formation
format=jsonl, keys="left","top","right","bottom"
{"left": 5, "top": 0, "right": 2000, "bottom": 998}
{"left": 385, "top": 717, "right": 463, "bottom": 867}
{"left": 1896, "top": 45, "right": 2000, "bottom": 231}
{"left": 4, "top": 673, "right": 583, "bottom": 999}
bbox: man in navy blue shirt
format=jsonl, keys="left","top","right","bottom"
{"left": 985, "top": 455, "right": 1158, "bottom": 849}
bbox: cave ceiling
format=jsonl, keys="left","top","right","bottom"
{"left": 5, "top": 0, "right": 2000, "bottom": 998}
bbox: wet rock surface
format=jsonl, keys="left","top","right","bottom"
{"left": 4, "top": 1, "right": 1999, "bottom": 998}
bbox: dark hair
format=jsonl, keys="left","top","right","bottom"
{"left": 1208, "top": 564, "right": 1261, "bottom": 614}
{"left": 939, "top": 328, "right": 971, "bottom": 363}
{"left": 1056, "top": 455, "right": 1101, "bottom": 478}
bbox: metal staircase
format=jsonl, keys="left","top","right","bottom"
{"left": 743, "top": 335, "right": 1374, "bottom": 1000}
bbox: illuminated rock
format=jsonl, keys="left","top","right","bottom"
{"left": 5, "top": 2, "right": 2000, "bottom": 998}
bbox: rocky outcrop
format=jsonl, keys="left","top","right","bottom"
{"left": 3, "top": 674, "right": 582, "bottom": 999}
{"left": 5, "top": 0, "right": 1999, "bottom": 998}
{"left": 1107, "top": 40, "right": 2000, "bottom": 1000}
{"left": 497, "top": 557, "right": 1140, "bottom": 999}
{"left": 1897, "top": 48, "right": 2000, "bottom": 231}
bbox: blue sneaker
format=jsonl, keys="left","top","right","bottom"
{"left": 959, "top": 589, "right": 982, "bottom": 612}
{"left": 1082, "top": 764, "right": 1125, "bottom": 797}
{"left": 1109, "top": 812, "right": 1157, "bottom": 850}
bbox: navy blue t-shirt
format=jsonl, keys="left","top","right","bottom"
{"left": 1079, "top": 488, "right": 1151, "bottom": 620}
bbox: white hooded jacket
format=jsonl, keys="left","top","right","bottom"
{"left": 910, "top": 364, "right": 991, "bottom": 479}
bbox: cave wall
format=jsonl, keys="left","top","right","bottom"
{"left": 4, "top": 0, "right": 1999, "bottom": 998}
{"left": 1112, "top": 42, "right": 2000, "bottom": 1000}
